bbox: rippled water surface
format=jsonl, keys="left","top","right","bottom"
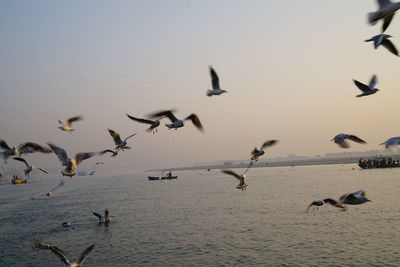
{"left": 1, "top": 164, "right": 400, "bottom": 266}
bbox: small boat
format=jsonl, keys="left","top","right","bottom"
{"left": 358, "top": 157, "right": 400, "bottom": 169}
{"left": 11, "top": 176, "right": 27, "bottom": 184}
{"left": 148, "top": 175, "right": 178, "bottom": 181}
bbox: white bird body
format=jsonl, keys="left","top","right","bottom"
{"left": 58, "top": 116, "right": 83, "bottom": 132}
{"left": 332, "top": 134, "right": 367, "bottom": 148}
{"left": 107, "top": 129, "right": 137, "bottom": 151}
{"left": 380, "top": 136, "right": 400, "bottom": 148}
{"left": 368, "top": 0, "right": 400, "bottom": 32}
{"left": 207, "top": 66, "right": 227, "bottom": 97}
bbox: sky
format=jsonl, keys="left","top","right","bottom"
{"left": 1, "top": 0, "right": 399, "bottom": 171}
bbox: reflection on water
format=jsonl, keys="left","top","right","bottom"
{"left": 1, "top": 165, "right": 400, "bottom": 266}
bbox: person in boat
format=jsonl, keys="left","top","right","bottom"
{"left": 167, "top": 171, "right": 172, "bottom": 177}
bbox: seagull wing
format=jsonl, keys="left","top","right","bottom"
{"left": 124, "top": 133, "right": 137, "bottom": 142}
{"left": 48, "top": 143, "right": 69, "bottom": 166}
{"left": 66, "top": 116, "right": 83, "bottom": 127}
{"left": 382, "top": 13, "right": 394, "bottom": 32}
{"left": 209, "top": 66, "right": 220, "bottom": 89}
{"left": 377, "top": 0, "right": 393, "bottom": 9}
{"left": 18, "top": 142, "right": 52, "bottom": 154}
{"left": 221, "top": 169, "right": 241, "bottom": 180}
{"left": 50, "top": 246, "right": 70, "bottom": 266}
{"left": 261, "top": 140, "right": 279, "bottom": 149}
{"left": 251, "top": 147, "right": 258, "bottom": 156}
{"left": 149, "top": 110, "right": 178, "bottom": 122}
{"left": 92, "top": 211, "right": 102, "bottom": 219}
{"left": 353, "top": 80, "right": 371, "bottom": 92}
{"left": 126, "top": 114, "right": 154, "bottom": 125}
{"left": 0, "top": 140, "right": 11, "bottom": 150}
{"left": 108, "top": 129, "right": 123, "bottom": 145}
{"left": 13, "top": 157, "right": 29, "bottom": 167}
{"left": 347, "top": 135, "right": 367, "bottom": 144}
{"left": 353, "top": 190, "right": 366, "bottom": 197}
{"left": 76, "top": 244, "right": 95, "bottom": 265}
{"left": 100, "top": 149, "right": 115, "bottom": 155}
{"left": 75, "top": 152, "right": 96, "bottom": 165}
{"left": 184, "top": 114, "right": 203, "bottom": 131}
{"left": 382, "top": 38, "right": 399, "bottom": 56}
{"left": 368, "top": 75, "right": 378, "bottom": 89}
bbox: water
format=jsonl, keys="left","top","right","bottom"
{"left": 1, "top": 164, "right": 400, "bottom": 266}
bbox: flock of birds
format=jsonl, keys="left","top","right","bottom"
{"left": 1, "top": 1, "right": 400, "bottom": 265}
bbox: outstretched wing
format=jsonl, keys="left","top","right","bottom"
{"left": 0, "top": 140, "right": 11, "bottom": 150}
{"left": 221, "top": 169, "right": 241, "bottom": 180}
{"left": 353, "top": 80, "right": 371, "bottom": 92}
{"left": 368, "top": 75, "right": 378, "bottom": 89}
{"left": 347, "top": 135, "right": 366, "bottom": 144}
{"left": 100, "top": 149, "right": 115, "bottom": 155}
{"left": 50, "top": 246, "right": 70, "bottom": 266}
{"left": 377, "top": 0, "right": 393, "bottom": 9}
{"left": 126, "top": 114, "right": 154, "bottom": 125}
{"left": 382, "top": 14, "right": 394, "bottom": 32}
{"left": 149, "top": 110, "right": 178, "bottom": 123}
{"left": 66, "top": 116, "right": 83, "bottom": 126}
{"left": 76, "top": 244, "right": 95, "bottom": 265}
{"left": 184, "top": 114, "right": 203, "bottom": 131}
{"left": 382, "top": 38, "right": 399, "bottom": 56}
{"left": 13, "top": 157, "right": 29, "bottom": 167}
{"left": 108, "top": 129, "right": 123, "bottom": 145}
{"left": 124, "top": 133, "right": 137, "bottom": 142}
{"left": 92, "top": 211, "right": 102, "bottom": 220}
{"left": 48, "top": 143, "right": 69, "bottom": 166}
{"left": 75, "top": 152, "right": 96, "bottom": 165}
{"left": 18, "top": 142, "right": 52, "bottom": 154}
{"left": 209, "top": 66, "right": 220, "bottom": 89}
{"left": 261, "top": 140, "right": 279, "bottom": 149}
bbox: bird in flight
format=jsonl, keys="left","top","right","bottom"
{"left": 148, "top": 110, "right": 203, "bottom": 131}
{"left": 332, "top": 134, "right": 366, "bottom": 148}
{"left": 49, "top": 243, "right": 95, "bottom": 267}
{"left": 307, "top": 190, "right": 371, "bottom": 212}
{"left": 207, "top": 66, "right": 227, "bottom": 97}
{"left": 126, "top": 114, "right": 161, "bottom": 134}
{"left": 58, "top": 116, "right": 83, "bottom": 132}
{"left": 251, "top": 140, "right": 278, "bottom": 161}
{"left": 365, "top": 34, "right": 399, "bottom": 56}
{"left": 368, "top": 0, "right": 400, "bottom": 33}
{"left": 107, "top": 129, "right": 137, "bottom": 151}
{"left": 13, "top": 157, "right": 48, "bottom": 177}
{"left": 353, "top": 75, "right": 379, "bottom": 97}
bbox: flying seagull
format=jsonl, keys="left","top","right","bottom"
{"left": 207, "top": 66, "right": 227, "bottom": 97}
{"left": 353, "top": 75, "right": 379, "bottom": 97}
{"left": 92, "top": 209, "right": 111, "bottom": 225}
{"left": 0, "top": 140, "right": 51, "bottom": 163}
{"left": 13, "top": 157, "right": 48, "bottom": 177}
{"left": 380, "top": 136, "right": 400, "bottom": 148}
{"left": 221, "top": 162, "right": 253, "bottom": 191}
{"left": 365, "top": 34, "right": 399, "bottom": 56}
{"left": 307, "top": 190, "right": 371, "bottom": 212}
{"left": 48, "top": 143, "right": 96, "bottom": 178}
{"left": 251, "top": 140, "right": 278, "bottom": 161}
{"left": 107, "top": 129, "right": 137, "bottom": 151}
{"left": 58, "top": 116, "right": 83, "bottom": 132}
{"left": 368, "top": 0, "right": 400, "bottom": 33}
{"left": 126, "top": 114, "right": 161, "bottom": 134}
{"left": 49, "top": 243, "right": 95, "bottom": 267}
{"left": 148, "top": 110, "right": 203, "bottom": 131}
{"left": 332, "top": 134, "right": 366, "bottom": 148}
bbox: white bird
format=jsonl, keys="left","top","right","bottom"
{"left": 49, "top": 243, "right": 95, "bottom": 267}
{"left": 0, "top": 140, "right": 51, "bottom": 163}
{"left": 148, "top": 110, "right": 203, "bottom": 131}
{"left": 126, "top": 114, "right": 161, "bottom": 134}
{"left": 221, "top": 162, "right": 253, "bottom": 191}
{"left": 368, "top": 0, "right": 400, "bottom": 32}
{"left": 307, "top": 190, "right": 371, "bottom": 212}
{"left": 365, "top": 34, "right": 399, "bottom": 56}
{"left": 207, "top": 66, "right": 227, "bottom": 97}
{"left": 332, "top": 134, "right": 367, "bottom": 148}
{"left": 107, "top": 129, "right": 137, "bottom": 151}
{"left": 251, "top": 140, "right": 278, "bottom": 161}
{"left": 380, "top": 136, "right": 400, "bottom": 148}
{"left": 92, "top": 209, "right": 111, "bottom": 224}
{"left": 48, "top": 143, "right": 96, "bottom": 178}
{"left": 58, "top": 116, "right": 83, "bottom": 132}
{"left": 353, "top": 75, "right": 379, "bottom": 97}
{"left": 13, "top": 157, "right": 48, "bottom": 177}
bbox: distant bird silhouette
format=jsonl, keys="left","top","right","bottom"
{"left": 92, "top": 209, "right": 111, "bottom": 225}
{"left": 251, "top": 140, "right": 278, "bottom": 161}
{"left": 148, "top": 110, "right": 203, "bottom": 131}
{"left": 126, "top": 114, "right": 161, "bottom": 134}
{"left": 307, "top": 190, "right": 371, "bottom": 212}
{"left": 368, "top": 0, "right": 400, "bottom": 32}
{"left": 107, "top": 129, "right": 137, "bottom": 151}
{"left": 44, "top": 180, "right": 65, "bottom": 197}
{"left": 49, "top": 243, "right": 95, "bottom": 267}
{"left": 332, "top": 134, "right": 366, "bottom": 148}
{"left": 207, "top": 66, "right": 227, "bottom": 97}
{"left": 365, "top": 34, "right": 399, "bottom": 56}
{"left": 354, "top": 75, "right": 379, "bottom": 97}
{"left": 13, "top": 157, "right": 48, "bottom": 177}
{"left": 48, "top": 143, "right": 96, "bottom": 178}
{"left": 380, "top": 136, "right": 400, "bottom": 148}
{"left": 0, "top": 140, "right": 51, "bottom": 163}
{"left": 99, "top": 149, "right": 118, "bottom": 157}
{"left": 58, "top": 116, "right": 83, "bottom": 132}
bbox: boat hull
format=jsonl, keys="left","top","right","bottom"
{"left": 148, "top": 176, "right": 178, "bottom": 181}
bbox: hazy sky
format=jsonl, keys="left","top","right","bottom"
{"left": 1, "top": 0, "right": 399, "bottom": 171}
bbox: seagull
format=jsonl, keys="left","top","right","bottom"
{"left": 32, "top": 241, "right": 66, "bottom": 255}
{"left": 107, "top": 129, "right": 137, "bottom": 151}
{"left": 92, "top": 209, "right": 111, "bottom": 224}
{"left": 307, "top": 190, "right": 371, "bottom": 212}
{"left": 380, "top": 136, "right": 400, "bottom": 148}
{"left": 126, "top": 114, "right": 161, "bottom": 134}
{"left": 332, "top": 134, "right": 367, "bottom": 148}
{"left": 251, "top": 140, "right": 279, "bottom": 161}
{"left": 49, "top": 243, "right": 95, "bottom": 267}
{"left": 58, "top": 116, "right": 83, "bottom": 132}
{"left": 0, "top": 140, "right": 51, "bottom": 163}
{"left": 148, "top": 110, "right": 203, "bottom": 131}
{"left": 207, "top": 66, "right": 227, "bottom": 97}
{"left": 48, "top": 143, "right": 96, "bottom": 178}
{"left": 99, "top": 149, "right": 118, "bottom": 157}
{"left": 365, "top": 34, "right": 399, "bottom": 56}
{"left": 221, "top": 162, "right": 253, "bottom": 191}
{"left": 353, "top": 75, "right": 379, "bottom": 97}
{"left": 44, "top": 180, "right": 65, "bottom": 197}
{"left": 13, "top": 157, "right": 48, "bottom": 177}
{"left": 368, "top": 0, "right": 400, "bottom": 33}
